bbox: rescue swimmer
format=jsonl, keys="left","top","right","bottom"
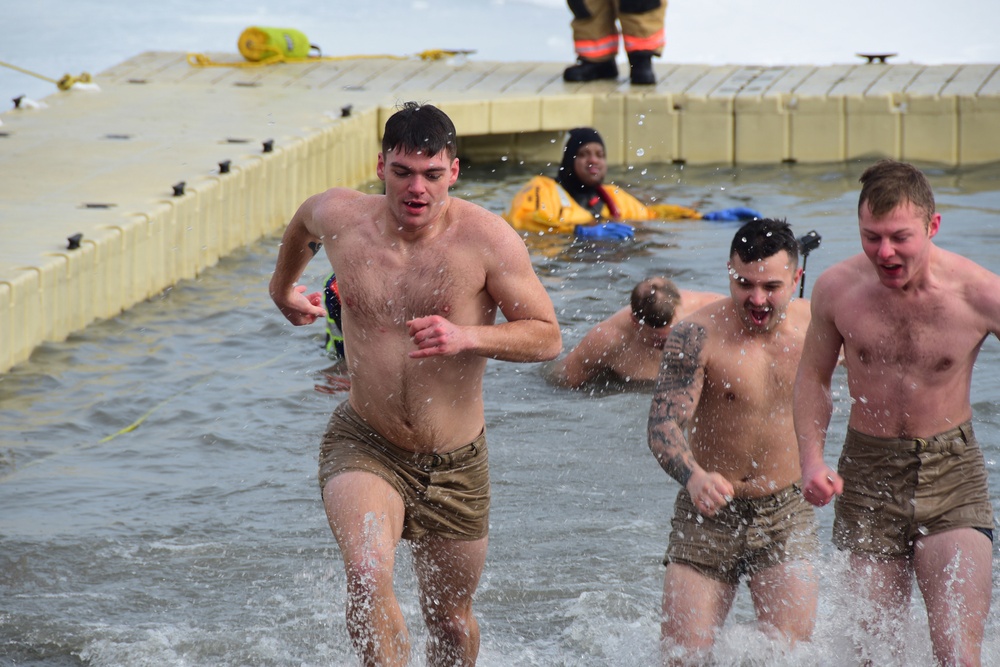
{"left": 503, "top": 128, "right": 761, "bottom": 239}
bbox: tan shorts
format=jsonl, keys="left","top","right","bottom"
{"left": 318, "top": 401, "right": 490, "bottom": 541}
{"left": 833, "top": 421, "right": 995, "bottom": 558}
{"left": 665, "top": 483, "right": 818, "bottom": 586}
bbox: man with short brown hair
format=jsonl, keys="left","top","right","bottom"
{"left": 270, "top": 102, "right": 562, "bottom": 666}
{"left": 796, "top": 159, "right": 1000, "bottom": 666}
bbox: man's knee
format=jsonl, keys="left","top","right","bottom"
{"left": 424, "top": 603, "right": 479, "bottom": 664}
{"left": 342, "top": 543, "right": 396, "bottom": 597}
{"left": 426, "top": 608, "right": 475, "bottom": 639}
{"left": 421, "top": 586, "right": 474, "bottom": 625}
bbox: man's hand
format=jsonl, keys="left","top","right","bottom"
{"left": 686, "top": 469, "right": 735, "bottom": 517}
{"left": 407, "top": 315, "right": 469, "bottom": 358}
{"left": 801, "top": 462, "right": 843, "bottom": 507}
{"left": 273, "top": 284, "right": 325, "bottom": 326}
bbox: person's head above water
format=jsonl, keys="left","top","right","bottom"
{"left": 381, "top": 101, "right": 458, "bottom": 160}
{"left": 631, "top": 277, "right": 681, "bottom": 329}
{"left": 857, "top": 158, "right": 936, "bottom": 228}
{"left": 727, "top": 218, "right": 802, "bottom": 335}
{"left": 557, "top": 127, "right": 607, "bottom": 193}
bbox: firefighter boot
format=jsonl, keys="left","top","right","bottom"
{"left": 628, "top": 51, "right": 656, "bottom": 85}
{"left": 563, "top": 58, "right": 619, "bottom": 82}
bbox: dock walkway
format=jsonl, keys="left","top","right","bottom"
{"left": 1, "top": 51, "right": 998, "bottom": 372}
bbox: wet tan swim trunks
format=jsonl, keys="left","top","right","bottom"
{"left": 833, "top": 421, "right": 995, "bottom": 558}
{"left": 318, "top": 401, "right": 490, "bottom": 541}
{"left": 665, "top": 483, "right": 818, "bottom": 586}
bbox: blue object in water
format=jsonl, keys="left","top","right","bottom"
{"left": 701, "top": 207, "right": 763, "bottom": 222}
{"left": 573, "top": 222, "right": 635, "bottom": 240}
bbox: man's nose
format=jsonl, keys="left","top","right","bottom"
{"left": 747, "top": 287, "right": 769, "bottom": 304}
{"left": 407, "top": 175, "right": 427, "bottom": 193}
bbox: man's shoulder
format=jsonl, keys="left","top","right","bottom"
{"left": 298, "top": 188, "right": 378, "bottom": 238}
{"left": 935, "top": 248, "right": 1000, "bottom": 322}
{"left": 592, "top": 308, "right": 633, "bottom": 338}
{"left": 788, "top": 298, "right": 812, "bottom": 316}
{"left": 448, "top": 195, "right": 497, "bottom": 216}
{"left": 309, "top": 187, "right": 374, "bottom": 215}
{"left": 450, "top": 197, "right": 521, "bottom": 238}
{"left": 784, "top": 298, "right": 813, "bottom": 333}
{"left": 678, "top": 290, "right": 726, "bottom": 313}
{"left": 813, "top": 254, "right": 869, "bottom": 293}
{"left": 673, "top": 299, "right": 729, "bottom": 337}
{"left": 574, "top": 310, "right": 621, "bottom": 343}
{"left": 315, "top": 186, "right": 369, "bottom": 202}
{"left": 936, "top": 245, "right": 998, "bottom": 282}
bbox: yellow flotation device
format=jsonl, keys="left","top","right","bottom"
{"left": 238, "top": 26, "right": 319, "bottom": 62}
{"left": 503, "top": 175, "right": 701, "bottom": 234}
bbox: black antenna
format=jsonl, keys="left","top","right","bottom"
{"left": 797, "top": 230, "right": 822, "bottom": 298}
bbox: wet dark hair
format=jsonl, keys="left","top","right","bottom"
{"left": 858, "top": 159, "right": 935, "bottom": 226}
{"left": 729, "top": 218, "right": 799, "bottom": 266}
{"left": 381, "top": 101, "right": 457, "bottom": 160}
{"left": 630, "top": 277, "right": 681, "bottom": 328}
{"left": 556, "top": 127, "right": 604, "bottom": 194}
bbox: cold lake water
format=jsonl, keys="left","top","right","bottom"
{"left": 2, "top": 160, "right": 999, "bottom": 666}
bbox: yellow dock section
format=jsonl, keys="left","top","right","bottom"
{"left": 1, "top": 52, "right": 999, "bottom": 372}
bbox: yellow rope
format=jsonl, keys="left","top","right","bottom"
{"left": 97, "top": 349, "right": 294, "bottom": 444}
{"left": 97, "top": 391, "right": 180, "bottom": 443}
{"left": 0, "top": 349, "right": 296, "bottom": 482}
{"left": 0, "top": 59, "right": 92, "bottom": 90}
{"left": 56, "top": 72, "right": 93, "bottom": 91}
{"left": 186, "top": 49, "right": 471, "bottom": 68}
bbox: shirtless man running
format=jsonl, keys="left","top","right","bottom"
{"left": 648, "top": 218, "right": 818, "bottom": 664}
{"left": 547, "top": 276, "right": 722, "bottom": 389}
{"left": 796, "top": 159, "right": 999, "bottom": 666}
{"left": 269, "top": 102, "right": 561, "bottom": 666}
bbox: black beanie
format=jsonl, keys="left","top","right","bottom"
{"left": 556, "top": 127, "right": 605, "bottom": 197}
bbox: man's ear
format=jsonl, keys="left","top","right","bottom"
{"left": 928, "top": 212, "right": 941, "bottom": 238}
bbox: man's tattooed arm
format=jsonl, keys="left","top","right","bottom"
{"left": 647, "top": 321, "right": 707, "bottom": 487}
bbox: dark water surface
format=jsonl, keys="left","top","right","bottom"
{"left": 2, "top": 161, "right": 999, "bottom": 666}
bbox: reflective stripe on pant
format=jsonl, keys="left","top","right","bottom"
{"left": 568, "top": 0, "right": 666, "bottom": 60}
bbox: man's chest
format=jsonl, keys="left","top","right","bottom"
{"left": 337, "top": 251, "right": 484, "bottom": 325}
{"left": 703, "top": 338, "right": 801, "bottom": 406}
{"left": 838, "top": 296, "right": 975, "bottom": 370}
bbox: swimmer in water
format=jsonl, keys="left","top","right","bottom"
{"left": 546, "top": 276, "right": 723, "bottom": 389}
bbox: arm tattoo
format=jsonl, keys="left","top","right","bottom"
{"left": 647, "top": 322, "right": 707, "bottom": 487}
{"left": 308, "top": 241, "right": 323, "bottom": 256}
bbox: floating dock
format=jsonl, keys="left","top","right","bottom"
{"left": 1, "top": 51, "right": 999, "bottom": 372}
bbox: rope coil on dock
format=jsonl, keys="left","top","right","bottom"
{"left": 0, "top": 59, "right": 92, "bottom": 90}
